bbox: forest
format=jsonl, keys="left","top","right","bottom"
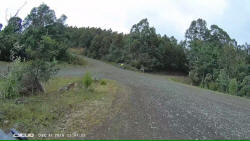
{"left": 0, "top": 3, "right": 249, "bottom": 98}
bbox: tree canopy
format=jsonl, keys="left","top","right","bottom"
{"left": 185, "top": 19, "right": 249, "bottom": 96}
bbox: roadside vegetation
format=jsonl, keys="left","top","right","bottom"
{"left": 0, "top": 4, "right": 86, "bottom": 98}
{"left": 0, "top": 4, "right": 119, "bottom": 138}
{"left": 0, "top": 74, "right": 121, "bottom": 139}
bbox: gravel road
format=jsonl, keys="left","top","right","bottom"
{"left": 2, "top": 58, "right": 250, "bottom": 139}
{"left": 58, "top": 57, "right": 250, "bottom": 140}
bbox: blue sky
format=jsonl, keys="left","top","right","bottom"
{"left": 0, "top": 0, "right": 249, "bottom": 44}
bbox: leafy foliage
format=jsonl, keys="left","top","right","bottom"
{"left": 0, "top": 3, "right": 70, "bottom": 63}
{"left": 82, "top": 72, "right": 93, "bottom": 89}
{"left": 24, "top": 59, "right": 58, "bottom": 83}
{"left": 100, "top": 79, "right": 107, "bottom": 85}
{"left": 23, "top": 4, "right": 56, "bottom": 28}
{"left": 229, "top": 79, "right": 238, "bottom": 95}
{"left": 185, "top": 18, "right": 249, "bottom": 96}
{"left": 0, "top": 58, "right": 23, "bottom": 98}
{"left": 65, "top": 18, "right": 249, "bottom": 97}
{"left": 239, "top": 76, "right": 250, "bottom": 96}
{"left": 0, "top": 58, "right": 58, "bottom": 99}
{"left": 0, "top": 4, "right": 64, "bottom": 98}
{"left": 67, "top": 19, "right": 188, "bottom": 73}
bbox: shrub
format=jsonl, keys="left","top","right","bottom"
{"left": 25, "top": 59, "right": 59, "bottom": 83}
{"left": 228, "top": 79, "right": 238, "bottom": 95}
{"left": 0, "top": 59, "right": 59, "bottom": 98}
{"left": 130, "top": 60, "right": 141, "bottom": 69}
{"left": 208, "top": 81, "right": 218, "bottom": 91}
{"left": 67, "top": 53, "right": 86, "bottom": 65}
{"left": 238, "top": 76, "right": 250, "bottom": 97}
{"left": 204, "top": 73, "right": 212, "bottom": 88}
{"left": 19, "top": 59, "right": 59, "bottom": 95}
{"left": 0, "top": 58, "right": 24, "bottom": 98}
{"left": 189, "top": 70, "right": 200, "bottom": 85}
{"left": 217, "top": 69, "right": 229, "bottom": 92}
{"left": 82, "top": 72, "right": 93, "bottom": 89}
{"left": 100, "top": 79, "right": 107, "bottom": 85}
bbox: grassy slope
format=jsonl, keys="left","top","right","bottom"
{"left": 0, "top": 76, "right": 122, "bottom": 139}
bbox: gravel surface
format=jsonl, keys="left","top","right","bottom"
{"left": 2, "top": 58, "right": 250, "bottom": 139}
{"left": 0, "top": 63, "right": 8, "bottom": 74}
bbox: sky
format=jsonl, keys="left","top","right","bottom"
{"left": 0, "top": 0, "right": 249, "bottom": 44}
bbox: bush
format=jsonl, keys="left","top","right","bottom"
{"left": 228, "top": 79, "right": 238, "bottom": 95}
{"left": 82, "top": 72, "right": 93, "bottom": 89}
{"left": 0, "top": 58, "right": 24, "bottom": 98}
{"left": 217, "top": 69, "right": 229, "bottom": 92}
{"left": 130, "top": 60, "right": 141, "bottom": 69}
{"left": 238, "top": 76, "right": 250, "bottom": 97}
{"left": 189, "top": 70, "right": 200, "bottom": 85}
{"left": 204, "top": 73, "right": 212, "bottom": 88}
{"left": 208, "top": 81, "right": 218, "bottom": 91}
{"left": 25, "top": 59, "right": 58, "bottom": 83}
{"left": 19, "top": 60, "right": 58, "bottom": 95}
{"left": 0, "top": 59, "right": 59, "bottom": 98}
{"left": 67, "top": 53, "right": 86, "bottom": 65}
{"left": 100, "top": 79, "right": 107, "bottom": 85}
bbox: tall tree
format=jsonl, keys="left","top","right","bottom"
{"left": 23, "top": 3, "right": 57, "bottom": 29}
{"left": 129, "top": 18, "right": 160, "bottom": 71}
{"left": 4, "top": 17, "right": 22, "bottom": 34}
{"left": 185, "top": 18, "right": 209, "bottom": 42}
{"left": 209, "top": 24, "right": 235, "bottom": 46}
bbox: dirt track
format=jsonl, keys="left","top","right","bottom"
{"left": 2, "top": 58, "right": 250, "bottom": 139}
{"left": 57, "top": 57, "right": 250, "bottom": 140}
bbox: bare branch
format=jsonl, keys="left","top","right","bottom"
{"left": 5, "top": 1, "right": 27, "bottom": 22}
{"left": 14, "top": 1, "right": 27, "bottom": 17}
{"left": 5, "top": 8, "right": 9, "bottom": 22}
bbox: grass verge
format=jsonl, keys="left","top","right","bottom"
{"left": 0, "top": 76, "right": 121, "bottom": 139}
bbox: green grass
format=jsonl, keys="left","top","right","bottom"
{"left": 0, "top": 76, "right": 119, "bottom": 139}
